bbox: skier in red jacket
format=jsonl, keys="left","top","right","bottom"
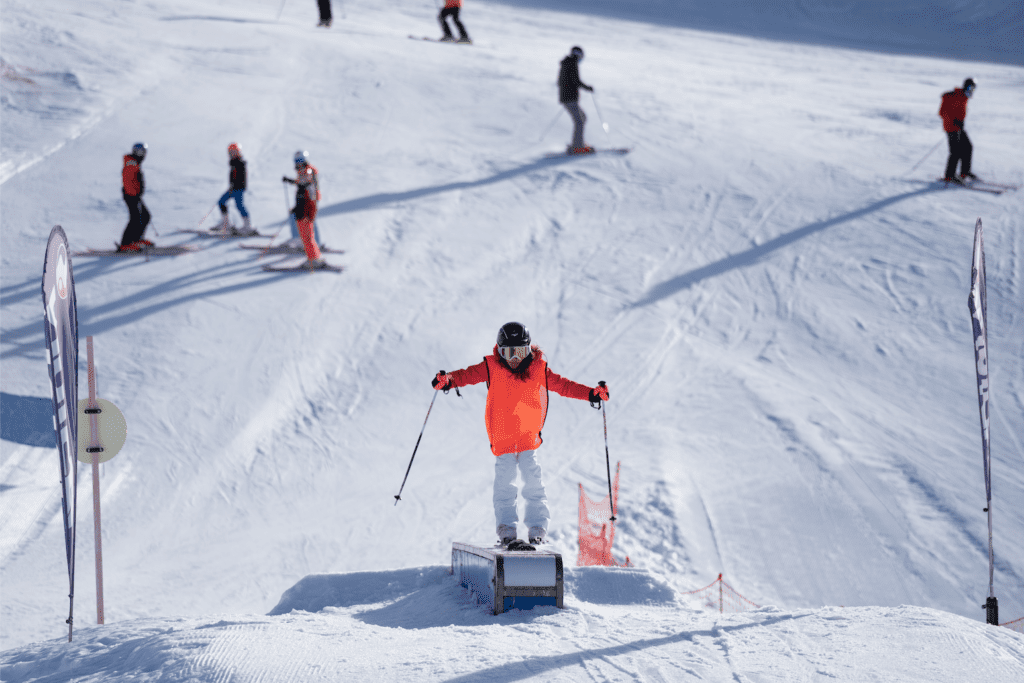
{"left": 432, "top": 322, "right": 609, "bottom": 546}
{"left": 939, "top": 78, "right": 976, "bottom": 183}
{"left": 438, "top": 0, "right": 470, "bottom": 43}
{"left": 282, "top": 150, "right": 328, "bottom": 269}
{"left": 118, "top": 142, "right": 153, "bottom": 251}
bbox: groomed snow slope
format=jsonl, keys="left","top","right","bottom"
{"left": 2, "top": 0, "right": 1024, "bottom": 679}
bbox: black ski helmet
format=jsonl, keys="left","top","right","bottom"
{"left": 497, "top": 322, "right": 530, "bottom": 349}
{"left": 963, "top": 77, "right": 976, "bottom": 92}
{"left": 570, "top": 46, "right": 584, "bottom": 62}
{"left": 131, "top": 142, "right": 147, "bottom": 159}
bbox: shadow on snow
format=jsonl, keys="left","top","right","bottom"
{"left": 633, "top": 186, "right": 939, "bottom": 307}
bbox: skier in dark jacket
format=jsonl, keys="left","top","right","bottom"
{"left": 558, "top": 46, "right": 594, "bottom": 154}
{"left": 939, "top": 78, "right": 977, "bottom": 183}
{"left": 217, "top": 143, "right": 255, "bottom": 235}
{"left": 118, "top": 142, "right": 153, "bottom": 251}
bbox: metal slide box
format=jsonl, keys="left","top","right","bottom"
{"left": 451, "top": 542, "right": 564, "bottom": 615}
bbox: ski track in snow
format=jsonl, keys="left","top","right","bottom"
{"left": 2, "top": 0, "right": 1024, "bottom": 679}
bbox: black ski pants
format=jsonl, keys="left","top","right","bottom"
{"left": 120, "top": 194, "right": 151, "bottom": 246}
{"left": 944, "top": 130, "right": 972, "bottom": 179}
{"left": 439, "top": 7, "right": 468, "bottom": 40}
{"left": 318, "top": 0, "right": 332, "bottom": 24}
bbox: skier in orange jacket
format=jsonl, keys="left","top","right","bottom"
{"left": 438, "top": 0, "right": 470, "bottom": 43}
{"left": 119, "top": 142, "right": 153, "bottom": 251}
{"left": 938, "top": 78, "right": 976, "bottom": 183}
{"left": 432, "top": 322, "right": 609, "bottom": 546}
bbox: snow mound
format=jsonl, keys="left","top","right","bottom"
{"left": 565, "top": 565, "right": 677, "bottom": 605}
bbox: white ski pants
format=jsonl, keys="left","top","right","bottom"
{"left": 493, "top": 450, "right": 549, "bottom": 538}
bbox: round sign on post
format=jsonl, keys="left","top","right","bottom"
{"left": 76, "top": 398, "right": 127, "bottom": 464}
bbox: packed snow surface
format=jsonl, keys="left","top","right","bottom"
{"left": 2, "top": 0, "right": 1024, "bottom": 680}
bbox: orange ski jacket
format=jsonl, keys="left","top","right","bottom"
{"left": 448, "top": 346, "right": 592, "bottom": 456}
{"left": 939, "top": 88, "right": 969, "bottom": 133}
{"left": 122, "top": 155, "right": 144, "bottom": 196}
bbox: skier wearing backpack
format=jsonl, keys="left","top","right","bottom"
{"left": 118, "top": 142, "right": 153, "bottom": 251}
{"left": 431, "top": 322, "right": 609, "bottom": 546}
{"left": 217, "top": 143, "right": 255, "bottom": 235}
{"left": 939, "top": 78, "right": 977, "bottom": 183}
{"left": 282, "top": 150, "right": 328, "bottom": 269}
{"left": 558, "top": 46, "right": 594, "bottom": 154}
{"left": 438, "top": 0, "right": 470, "bottom": 43}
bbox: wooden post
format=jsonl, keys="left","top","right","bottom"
{"left": 718, "top": 573, "right": 723, "bottom": 614}
{"left": 86, "top": 337, "right": 104, "bottom": 625}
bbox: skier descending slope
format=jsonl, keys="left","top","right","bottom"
{"left": 317, "top": 0, "right": 332, "bottom": 28}
{"left": 282, "top": 150, "right": 329, "bottom": 269}
{"left": 216, "top": 143, "right": 256, "bottom": 235}
{"left": 939, "top": 78, "right": 977, "bottom": 184}
{"left": 432, "top": 322, "right": 609, "bottom": 546}
{"left": 559, "top": 46, "right": 595, "bottom": 155}
{"left": 118, "top": 142, "right": 154, "bottom": 252}
{"left": 438, "top": 0, "right": 471, "bottom": 43}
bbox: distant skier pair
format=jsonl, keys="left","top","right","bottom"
{"left": 432, "top": 322, "right": 610, "bottom": 547}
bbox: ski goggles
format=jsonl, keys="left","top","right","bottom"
{"left": 499, "top": 345, "right": 531, "bottom": 365}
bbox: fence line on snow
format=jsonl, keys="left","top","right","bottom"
{"left": 683, "top": 573, "right": 761, "bottom": 613}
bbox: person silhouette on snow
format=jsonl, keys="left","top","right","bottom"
{"left": 438, "top": 0, "right": 470, "bottom": 43}
{"left": 939, "top": 78, "right": 977, "bottom": 183}
{"left": 118, "top": 142, "right": 153, "bottom": 251}
{"left": 282, "top": 150, "right": 328, "bottom": 269}
{"left": 431, "top": 322, "right": 610, "bottom": 546}
{"left": 559, "top": 46, "right": 594, "bottom": 154}
{"left": 317, "top": 0, "right": 332, "bottom": 28}
{"left": 217, "top": 143, "right": 255, "bottom": 235}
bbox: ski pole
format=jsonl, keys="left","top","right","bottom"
{"left": 590, "top": 91, "right": 611, "bottom": 141}
{"left": 538, "top": 107, "right": 564, "bottom": 142}
{"left": 905, "top": 139, "right": 943, "bottom": 176}
{"left": 197, "top": 198, "right": 221, "bottom": 231}
{"left": 258, "top": 180, "right": 293, "bottom": 253}
{"left": 394, "top": 388, "right": 440, "bottom": 505}
{"left": 598, "top": 381, "right": 616, "bottom": 522}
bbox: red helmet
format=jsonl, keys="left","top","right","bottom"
{"left": 228, "top": 142, "right": 241, "bottom": 158}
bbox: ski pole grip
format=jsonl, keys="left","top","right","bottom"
{"left": 598, "top": 381, "right": 606, "bottom": 387}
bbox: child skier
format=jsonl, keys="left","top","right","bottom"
{"left": 558, "top": 46, "right": 594, "bottom": 154}
{"left": 939, "top": 78, "right": 977, "bottom": 183}
{"left": 118, "top": 142, "right": 153, "bottom": 251}
{"left": 282, "top": 150, "right": 328, "bottom": 269}
{"left": 431, "top": 322, "right": 609, "bottom": 546}
{"left": 217, "top": 143, "right": 255, "bottom": 235}
{"left": 438, "top": 0, "right": 471, "bottom": 43}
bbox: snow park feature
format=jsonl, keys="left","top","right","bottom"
{"left": 451, "top": 542, "right": 564, "bottom": 615}
{"left": 2, "top": 0, "right": 1024, "bottom": 680}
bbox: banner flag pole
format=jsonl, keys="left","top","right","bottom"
{"left": 42, "top": 226, "right": 80, "bottom": 641}
{"left": 968, "top": 217, "right": 998, "bottom": 626}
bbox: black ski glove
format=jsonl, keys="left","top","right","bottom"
{"left": 588, "top": 381, "right": 609, "bottom": 407}
{"left": 953, "top": 118, "right": 964, "bottom": 129}
{"left": 282, "top": 176, "right": 295, "bottom": 184}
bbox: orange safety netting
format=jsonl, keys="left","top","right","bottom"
{"left": 683, "top": 573, "right": 761, "bottom": 613}
{"left": 1003, "top": 616, "right": 1024, "bottom": 634}
{"left": 578, "top": 462, "right": 631, "bottom": 567}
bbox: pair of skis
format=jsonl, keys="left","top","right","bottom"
{"left": 544, "top": 148, "right": 631, "bottom": 159}
{"left": 939, "top": 178, "right": 1019, "bottom": 195}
